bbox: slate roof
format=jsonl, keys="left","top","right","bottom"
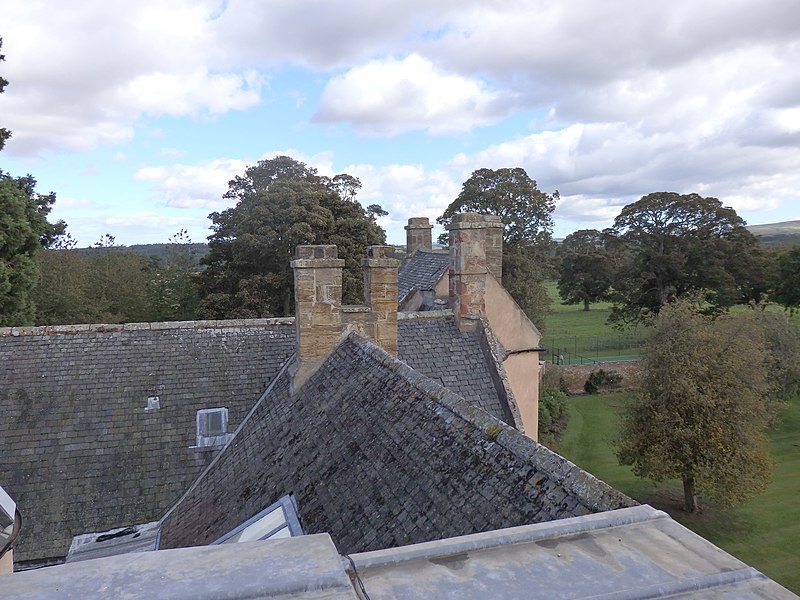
{"left": 158, "top": 333, "right": 633, "bottom": 554}
{"left": 397, "top": 313, "right": 514, "bottom": 424}
{"left": 397, "top": 249, "right": 450, "bottom": 302}
{"left": 0, "top": 320, "right": 295, "bottom": 565}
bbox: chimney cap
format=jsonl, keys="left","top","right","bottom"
{"left": 366, "top": 245, "right": 396, "bottom": 259}
{"left": 405, "top": 217, "right": 433, "bottom": 230}
{"left": 294, "top": 245, "right": 339, "bottom": 260}
{"left": 447, "top": 212, "right": 503, "bottom": 230}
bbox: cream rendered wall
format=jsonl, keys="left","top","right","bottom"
{"left": 484, "top": 275, "right": 542, "bottom": 439}
{"left": 0, "top": 549, "right": 12, "bottom": 575}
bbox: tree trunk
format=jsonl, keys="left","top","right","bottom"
{"left": 682, "top": 474, "right": 698, "bottom": 512}
{"left": 583, "top": 299, "right": 590, "bottom": 311}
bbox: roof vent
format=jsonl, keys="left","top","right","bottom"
{"left": 144, "top": 395, "right": 160, "bottom": 412}
{"left": 194, "top": 408, "right": 234, "bottom": 449}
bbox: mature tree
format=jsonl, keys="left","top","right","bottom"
{"left": 82, "top": 235, "right": 156, "bottom": 323}
{"left": 751, "top": 310, "right": 800, "bottom": 407}
{"left": 149, "top": 229, "right": 201, "bottom": 321}
{"left": 1, "top": 38, "right": 11, "bottom": 151}
{"left": 198, "top": 156, "right": 385, "bottom": 318}
{"left": 770, "top": 245, "right": 800, "bottom": 313}
{"left": 0, "top": 171, "right": 66, "bottom": 325}
{"left": 616, "top": 301, "right": 774, "bottom": 512}
{"left": 557, "top": 229, "right": 614, "bottom": 311}
{"left": 607, "top": 192, "right": 761, "bottom": 327}
{"left": 437, "top": 167, "right": 558, "bottom": 329}
{"left": 33, "top": 243, "right": 97, "bottom": 325}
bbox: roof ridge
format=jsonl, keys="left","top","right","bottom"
{"left": 342, "top": 332, "right": 636, "bottom": 513}
{"left": 397, "top": 309, "right": 453, "bottom": 320}
{"left": 0, "top": 318, "right": 296, "bottom": 337}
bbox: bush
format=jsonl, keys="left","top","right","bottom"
{"left": 584, "top": 369, "right": 623, "bottom": 394}
{"left": 539, "top": 389, "right": 569, "bottom": 444}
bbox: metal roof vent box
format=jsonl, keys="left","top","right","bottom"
{"left": 193, "top": 407, "right": 234, "bottom": 449}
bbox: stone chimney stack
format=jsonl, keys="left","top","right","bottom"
{"left": 484, "top": 218, "right": 503, "bottom": 282}
{"left": 291, "top": 245, "right": 344, "bottom": 388}
{"left": 291, "top": 244, "right": 400, "bottom": 389}
{"left": 362, "top": 246, "right": 399, "bottom": 355}
{"left": 447, "top": 213, "right": 503, "bottom": 331}
{"left": 405, "top": 217, "right": 433, "bottom": 256}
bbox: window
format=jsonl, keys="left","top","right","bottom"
{"left": 212, "top": 495, "right": 303, "bottom": 545}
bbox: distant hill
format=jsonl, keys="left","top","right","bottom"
{"left": 127, "top": 243, "right": 209, "bottom": 262}
{"left": 747, "top": 220, "right": 800, "bottom": 246}
{"left": 75, "top": 243, "right": 209, "bottom": 267}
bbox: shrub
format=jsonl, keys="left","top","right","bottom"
{"left": 539, "top": 389, "right": 568, "bottom": 444}
{"left": 584, "top": 369, "right": 623, "bottom": 394}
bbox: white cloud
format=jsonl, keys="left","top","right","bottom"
{"left": 159, "top": 148, "right": 186, "bottom": 159}
{"left": 2, "top": 0, "right": 798, "bottom": 241}
{"left": 314, "top": 54, "right": 515, "bottom": 135}
{"left": 0, "top": 0, "right": 265, "bottom": 155}
{"left": 134, "top": 158, "right": 249, "bottom": 209}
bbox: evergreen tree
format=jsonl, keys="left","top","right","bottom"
{"left": 198, "top": 156, "right": 385, "bottom": 318}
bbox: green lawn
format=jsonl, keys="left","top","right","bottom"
{"left": 545, "top": 280, "right": 800, "bottom": 591}
{"left": 541, "top": 283, "right": 643, "bottom": 363}
{"left": 557, "top": 392, "right": 800, "bottom": 593}
{"left": 542, "top": 282, "right": 618, "bottom": 337}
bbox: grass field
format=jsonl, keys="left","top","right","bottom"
{"left": 544, "top": 284, "right": 800, "bottom": 592}
{"left": 556, "top": 392, "right": 800, "bottom": 593}
{"left": 541, "top": 282, "right": 797, "bottom": 364}
{"left": 541, "top": 282, "right": 644, "bottom": 363}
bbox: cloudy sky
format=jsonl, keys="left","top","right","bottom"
{"left": 1, "top": 0, "right": 799, "bottom": 246}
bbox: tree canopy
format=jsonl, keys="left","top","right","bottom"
{"left": 198, "top": 156, "right": 385, "bottom": 318}
{"left": 616, "top": 300, "right": 774, "bottom": 512}
{"left": 770, "top": 245, "right": 800, "bottom": 313}
{"left": 557, "top": 229, "right": 614, "bottom": 311}
{"left": 437, "top": 167, "right": 558, "bottom": 328}
{"left": 0, "top": 171, "right": 66, "bottom": 325}
{"left": 607, "top": 192, "right": 760, "bottom": 326}
{"left": 0, "top": 38, "right": 10, "bottom": 151}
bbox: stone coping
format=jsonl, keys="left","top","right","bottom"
{"left": 0, "top": 318, "right": 296, "bottom": 337}
{"left": 2, "top": 312, "right": 454, "bottom": 335}
{"left": 397, "top": 309, "right": 454, "bottom": 320}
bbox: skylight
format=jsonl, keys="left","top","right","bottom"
{"left": 212, "top": 495, "right": 303, "bottom": 545}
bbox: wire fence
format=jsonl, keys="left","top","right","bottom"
{"left": 541, "top": 334, "right": 644, "bottom": 365}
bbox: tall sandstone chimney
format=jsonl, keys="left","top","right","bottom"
{"left": 405, "top": 217, "right": 433, "bottom": 256}
{"left": 447, "top": 213, "right": 503, "bottom": 332}
{"left": 362, "top": 245, "right": 399, "bottom": 355}
{"left": 291, "top": 244, "right": 399, "bottom": 389}
{"left": 291, "top": 245, "right": 345, "bottom": 388}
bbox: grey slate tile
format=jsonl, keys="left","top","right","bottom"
{"left": 0, "top": 323, "right": 295, "bottom": 564}
{"left": 397, "top": 250, "right": 450, "bottom": 301}
{"left": 159, "top": 333, "right": 633, "bottom": 555}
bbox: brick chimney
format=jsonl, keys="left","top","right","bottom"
{"left": 291, "top": 244, "right": 399, "bottom": 389}
{"left": 447, "top": 213, "right": 503, "bottom": 331}
{"left": 405, "top": 217, "right": 433, "bottom": 256}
